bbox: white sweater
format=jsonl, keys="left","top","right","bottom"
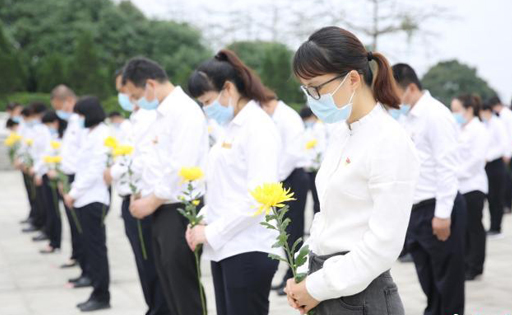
{"left": 305, "top": 104, "right": 419, "bottom": 301}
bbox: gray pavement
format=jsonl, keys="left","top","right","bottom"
{"left": 0, "top": 170, "right": 511, "bottom": 315}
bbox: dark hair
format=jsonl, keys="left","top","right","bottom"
{"left": 21, "top": 108, "right": 32, "bottom": 117}
{"left": 487, "top": 95, "right": 502, "bottom": 108}
{"left": 74, "top": 96, "right": 106, "bottom": 128}
{"left": 122, "top": 57, "right": 168, "bottom": 88}
{"left": 108, "top": 111, "right": 122, "bottom": 118}
{"left": 482, "top": 99, "right": 494, "bottom": 111}
{"left": 293, "top": 26, "right": 400, "bottom": 109}
{"left": 42, "top": 110, "right": 66, "bottom": 138}
{"left": 455, "top": 94, "right": 482, "bottom": 117}
{"left": 392, "top": 63, "right": 423, "bottom": 91}
{"left": 6, "top": 102, "right": 23, "bottom": 111}
{"left": 29, "top": 102, "right": 47, "bottom": 115}
{"left": 300, "top": 106, "right": 314, "bottom": 119}
{"left": 6, "top": 118, "right": 19, "bottom": 128}
{"left": 188, "top": 49, "right": 276, "bottom": 104}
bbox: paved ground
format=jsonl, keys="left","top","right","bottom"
{"left": 0, "top": 170, "right": 511, "bottom": 315}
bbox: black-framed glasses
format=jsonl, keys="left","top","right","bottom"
{"left": 300, "top": 74, "right": 346, "bottom": 100}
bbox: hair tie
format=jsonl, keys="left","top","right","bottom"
{"left": 367, "top": 51, "right": 373, "bottom": 61}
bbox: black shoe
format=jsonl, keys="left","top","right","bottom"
{"left": 277, "top": 287, "right": 287, "bottom": 296}
{"left": 39, "top": 246, "right": 59, "bottom": 254}
{"left": 504, "top": 207, "right": 511, "bottom": 214}
{"left": 465, "top": 271, "right": 482, "bottom": 281}
{"left": 22, "top": 225, "right": 38, "bottom": 233}
{"left": 79, "top": 299, "right": 110, "bottom": 312}
{"left": 32, "top": 234, "right": 48, "bottom": 242}
{"left": 61, "top": 260, "right": 78, "bottom": 269}
{"left": 271, "top": 281, "right": 286, "bottom": 291}
{"left": 399, "top": 253, "right": 414, "bottom": 263}
{"left": 76, "top": 297, "right": 92, "bottom": 308}
{"left": 71, "top": 276, "right": 92, "bottom": 288}
{"left": 20, "top": 218, "right": 32, "bottom": 224}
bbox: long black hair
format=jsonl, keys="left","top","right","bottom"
{"left": 74, "top": 96, "right": 106, "bottom": 128}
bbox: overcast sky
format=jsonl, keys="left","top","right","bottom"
{"left": 121, "top": 0, "right": 512, "bottom": 103}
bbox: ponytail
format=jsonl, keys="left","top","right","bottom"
{"left": 188, "top": 49, "right": 276, "bottom": 104}
{"left": 370, "top": 52, "right": 401, "bottom": 109}
{"left": 293, "top": 26, "right": 401, "bottom": 109}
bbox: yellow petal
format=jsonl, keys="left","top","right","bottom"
{"left": 179, "top": 167, "right": 204, "bottom": 182}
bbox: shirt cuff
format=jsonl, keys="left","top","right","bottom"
{"left": 68, "top": 187, "right": 79, "bottom": 200}
{"left": 305, "top": 269, "right": 333, "bottom": 302}
{"left": 110, "top": 163, "right": 125, "bottom": 181}
{"left": 204, "top": 223, "right": 224, "bottom": 251}
{"left": 434, "top": 204, "right": 453, "bottom": 219}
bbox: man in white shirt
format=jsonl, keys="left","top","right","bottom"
{"left": 50, "top": 85, "right": 89, "bottom": 278}
{"left": 262, "top": 99, "right": 310, "bottom": 296}
{"left": 488, "top": 96, "right": 512, "bottom": 215}
{"left": 123, "top": 57, "right": 209, "bottom": 315}
{"left": 393, "top": 63, "right": 466, "bottom": 315}
{"left": 103, "top": 70, "right": 169, "bottom": 315}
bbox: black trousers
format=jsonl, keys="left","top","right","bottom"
{"left": 42, "top": 175, "right": 61, "bottom": 249}
{"left": 406, "top": 194, "right": 467, "bottom": 315}
{"left": 76, "top": 202, "right": 110, "bottom": 302}
{"left": 307, "top": 171, "right": 320, "bottom": 214}
{"left": 121, "top": 198, "right": 169, "bottom": 315}
{"left": 211, "top": 252, "right": 278, "bottom": 315}
{"left": 22, "top": 172, "right": 37, "bottom": 220}
{"left": 63, "top": 174, "right": 82, "bottom": 263}
{"left": 33, "top": 183, "right": 47, "bottom": 230}
{"left": 485, "top": 158, "right": 506, "bottom": 232}
{"left": 151, "top": 203, "right": 203, "bottom": 315}
{"left": 282, "top": 168, "right": 309, "bottom": 282}
{"left": 463, "top": 191, "right": 486, "bottom": 275}
{"left": 504, "top": 159, "right": 512, "bottom": 209}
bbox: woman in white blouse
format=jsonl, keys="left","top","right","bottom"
{"left": 284, "top": 26, "right": 419, "bottom": 315}
{"left": 63, "top": 96, "right": 111, "bottom": 312}
{"left": 186, "top": 49, "right": 280, "bottom": 315}
{"left": 451, "top": 94, "right": 489, "bottom": 280}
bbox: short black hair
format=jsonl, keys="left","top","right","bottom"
{"left": 74, "top": 96, "right": 106, "bottom": 128}
{"left": 6, "top": 102, "right": 23, "bottom": 111}
{"left": 29, "top": 102, "right": 48, "bottom": 115}
{"left": 392, "top": 63, "right": 423, "bottom": 90}
{"left": 6, "top": 118, "right": 19, "bottom": 128}
{"left": 122, "top": 57, "right": 168, "bottom": 88}
{"left": 21, "top": 108, "right": 32, "bottom": 117}
{"left": 487, "top": 95, "right": 502, "bottom": 108}
{"left": 42, "top": 110, "right": 59, "bottom": 123}
{"left": 482, "top": 98, "right": 495, "bottom": 111}
{"left": 299, "top": 106, "right": 314, "bottom": 119}
{"left": 108, "top": 111, "right": 122, "bottom": 118}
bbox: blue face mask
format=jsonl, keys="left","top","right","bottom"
{"left": 12, "top": 116, "right": 21, "bottom": 123}
{"left": 78, "top": 117, "right": 86, "bottom": 129}
{"left": 118, "top": 93, "right": 134, "bottom": 112}
{"left": 49, "top": 127, "right": 58, "bottom": 136}
{"left": 136, "top": 85, "right": 159, "bottom": 110}
{"left": 203, "top": 91, "right": 234, "bottom": 125}
{"left": 304, "top": 121, "right": 315, "bottom": 129}
{"left": 56, "top": 110, "right": 71, "bottom": 121}
{"left": 389, "top": 104, "right": 411, "bottom": 120}
{"left": 305, "top": 74, "right": 354, "bottom": 124}
{"left": 453, "top": 113, "right": 467, "bottom": 126}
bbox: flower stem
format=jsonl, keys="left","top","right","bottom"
{"left": 70, "top": 207, "right": 82, "bottom": 234}
{"left": 194, "top": 246, "right": 207, "bottom": 315}
{"left": 137, "top": 219, "right": 148, "bottom": 260}
{"left": 272, "top": 206, "right": 297, "bottom": 280}
{"left": 50, "top": 182, "right": 60, "bottom": 219}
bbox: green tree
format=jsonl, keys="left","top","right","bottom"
{"left": 0, "top": 22, "right": 25, "bottom": 97}
{"left": 422, "top": 60, "right": 496, "bottom": 106}
{"left": 228, "top": 41, "right": 303, "bottom": 108}
{"left": 35, "top": 53, "right": 68, "bottom": 93}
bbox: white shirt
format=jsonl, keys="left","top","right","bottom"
{"left": 31, "top": 123, "right": 52, "bottom": 177}
{"left": 399, "top": 91, "right": 460, "bottom": 218}
{"left": 272, "top": 101, "right": 307, "bottom": 180}
{"left": 484, "top": 115, "right": 509, "bottom": 162}
{"left": 138, "top": 86, "right": 209, "bottom": 203}
{"left": 497, "top": 107, "right": 512, "bottom": 158}
{"left": 69, "top": 123, "right": 110, "bottom": 208}
{"left": 304, "top": 105, "right": 419, "bottom": 301}
{"left": 202, "top": 101, "right": 281, "bottom": 262}
{"left": 61, "top": 114, "right": 85, "bottom": 175}
{"left": 108, "top": 119, "right": 132, "bottom": 144}
{"left": 207, "top": 118, "right": 225, "bottom": 148}
{"left": 111, "top": 109, "right": 157, "bottom": 197}
{"left": 457, "top": 118, "right": 489, "bottom": 194}
{"left": 304, "top": 121, "right": 328, "bottom": 171}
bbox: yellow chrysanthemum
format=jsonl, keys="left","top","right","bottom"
{"left": 192, "top": 200, "right": 200, "bottom": 206}
{"left": 305, "top": 139, "right": 318, "bottom": 150}
{"left": 25, "top": 139, "right": 34, "bottom": 146}
{"left": 104, "top": 136, "right": 118, "bottom": 149}
{"left": 50, "top": 141, "right": 61, "bottom": 150}
{"left": 179, "top": 167, "right": 204, "bottom": 182}
{"left": 43, "top": 155, "right": 62, "bottom": 164}
{"left": 250, "top": 182, "right": 296, "bottom": 216}
{"left": 113, "top": 145, "right": 134, "bottom": 157}
{"left": 4, "top": 133, "right": 22, "bottom": 147}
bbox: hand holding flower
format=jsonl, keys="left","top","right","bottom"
{"left": 285, "top": 278, "right": 319, "bottom": 314}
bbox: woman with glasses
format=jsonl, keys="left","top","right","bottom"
{"left": 284, "top": 26, "right": 420, "bottom": 315}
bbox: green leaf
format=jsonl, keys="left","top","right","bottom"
{"left": 260, "top": 222, "right": 276, "bottom": 230}
{"left": 281, "top": 218, "right": 291, "bottom": 231}
{"left": 295, "top": 245, "right": 310, "bottom": 267}
{"left": 295, "top": 272, "right": 307, "bottom": 283}
{"left": 277, "top": 206, "right": 289, "bottom": 222}
{"left": 268, "top": 253, "right": 287, "bottom": 263}
{"left": 291, "top": 237, "right": 303, "bottom": 254}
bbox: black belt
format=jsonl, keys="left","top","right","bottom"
{"left": 412, "top": 198, "right": 436, "bottom": 211}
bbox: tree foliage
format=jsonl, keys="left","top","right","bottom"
{"left": 422, "top": 60, "right": 496, "bottom": 106}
